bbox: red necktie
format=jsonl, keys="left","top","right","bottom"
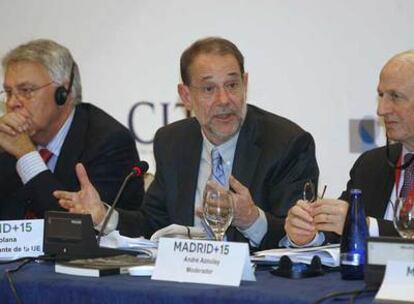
{"left": 39, "top": 148, "right": 53, "bottom": 163}
{"left": 24, "top": 149, "right": 53, "bottom": 219}
{"left": 400, "top": 154, "right": 414, "bottom": 198}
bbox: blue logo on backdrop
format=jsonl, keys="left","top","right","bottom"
{"left": 349, "top": 119, "right": 378, "bottom": 153}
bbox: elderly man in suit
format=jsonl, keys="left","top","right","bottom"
{"left": 285, "top": 50, "right": 414, "bottom": 246}
{"left": 55, "top": 37, "right": 318, "bottom": 249}
{"left": 0, "top": 39, "right": 144, "bottom": 219}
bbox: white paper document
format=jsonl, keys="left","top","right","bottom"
{"left": 150, "top": 224, "right": 207, "bottom": 241}
{"left": 253, "top": 244, "right": 340, "bottom": 267}
{"left": 99, "top": 231, "right": 158, "bottom": 258}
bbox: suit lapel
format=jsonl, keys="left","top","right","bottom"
{"left": 368, "top": 144, "right": 400, "bottom": 218}
{"left": 54, "top": 105, "right": 88, "bottom": 187}
{"left": 228, "top": 107, "right": 261, "bottom": 241}
{"left": 232, "top": 107, "right": 261, "bottom": 188}
{"left": 176, "top": 120, "right": 203, "bottom": 226}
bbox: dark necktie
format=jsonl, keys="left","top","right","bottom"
{"left": 400, "top": 154, "right": 414, "bottom": 198}
{"left": 211, "top": 148, "right": 226, "bottom": 186}
{"left": 24, "top": 148, "right": 53, "bottom": 219}
{"left": 39, "top": 148, "right": 53, "bottom": 164}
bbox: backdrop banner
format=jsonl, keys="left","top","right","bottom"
{"left": 1, "top": 0, "right": 412, "bottom": 196}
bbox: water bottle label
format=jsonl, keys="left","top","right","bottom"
{"left": 340, "top": 253, "right": 362, "bottom": 266}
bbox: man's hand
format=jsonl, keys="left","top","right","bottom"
{"left": 0, "top": 111, "right": 33, "bottom": 136}
{"left": 0, "top": 130, "right": 36, "bottom": 158}
{"left": 54, "top": 163, "right": 107, "bottom": 225}
{"left": 0, "top": 111, "right": 35, "bottom": 157}
{"left": 312, "top": 199, "right": 349, "bottom": 235}
{"left": 285, "top": 200, "right": 317, "bottom": 246}
{"left": 229, "top": 175, "right": 259, "bottom": 229}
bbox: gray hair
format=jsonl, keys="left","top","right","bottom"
{"left": 2, "top": 39, "right": 82, "bottom": 104}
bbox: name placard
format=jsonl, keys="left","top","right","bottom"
{"left": 375, "top": 260, "right": 414, "bottom": 303}
{"left": 0, "top": 219, "right": 44, "bottom": 260}
{"left": 152, "top": 238, "right": 255, "bottom": 286}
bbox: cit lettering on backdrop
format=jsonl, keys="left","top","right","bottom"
{"left": 0, "top": 219, "right": 44, "bottom": 260}
{"left": 152, "top": 238, "right": 255, "bottom": 286}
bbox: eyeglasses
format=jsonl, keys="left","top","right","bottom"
{"left": 190, "top": 80, "right": 243, "bottom": 99}
{"left": 0, "top": 81, "right": 55, "bottom": 103}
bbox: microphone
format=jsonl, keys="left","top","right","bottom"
{"left": 96, "top": 161, "right": 149, "bottom": 244}
{"left": 386, "top": 137, "right": 414, "bottom": 169}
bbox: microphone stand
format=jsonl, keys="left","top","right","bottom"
{"left": 96, "top": 171, "right": 136, "bottom": 245}
{"left": 96, "top": 163, "right": 148, "bottom": 245}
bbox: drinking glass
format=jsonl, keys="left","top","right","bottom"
{"left": 203, "top": 184, "right": 234, "bottom": 241}
{"left": 393, "top": 196, "right": 414, "bottom": 239}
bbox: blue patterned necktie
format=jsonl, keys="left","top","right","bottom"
{"left": 400, "top": 154, "right": 414, "bottom": 198}
{"left": 211, "top": 148, "right": 226, "bottom": 186}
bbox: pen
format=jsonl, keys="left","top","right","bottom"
{"left": 320, "top": 185, "right": 327, "bottom": 200}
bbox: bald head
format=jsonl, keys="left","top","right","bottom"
{"left": 377, "top": 50, "right": 414, "bottom": 151}
{"left": 382, "top": 50, "right": 414, "bottom": 73}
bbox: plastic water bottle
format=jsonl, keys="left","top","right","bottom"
{"left": 340, "top": 188, "right": 368, "bottom": 280}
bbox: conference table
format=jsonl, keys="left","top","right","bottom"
{"left": 0, "top": 261, "right": 377, "bottom": 304}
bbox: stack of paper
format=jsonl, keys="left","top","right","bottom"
{"left": 252, "top": 244, "right": 340, "bottom": 267}
{"left": 99, "top": 231, "right": 158, "bottom": 258}
{"left": 150, "top": 224, "right": 207, "bottom": 241}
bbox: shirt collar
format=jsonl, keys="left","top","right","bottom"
{"left": 38, "top": 109, "right": 75, "bottom": 156}
{"left": 402, "top": 145, "right": 414, "bottom": 158}
{"left": 202, "top": 131, "right": 240, "bottom": 166}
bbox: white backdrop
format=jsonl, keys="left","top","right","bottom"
{"left": 1, "top": 0, "right": 413, "bottom": 197}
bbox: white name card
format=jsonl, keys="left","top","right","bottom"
{"left": 375, "top": 260, "right": 414, "bottom": 303}
{"left": 0, "top": 219, "right": 44, "bottom": 260}
{"left": 152, "top": 238, "right": 255, "bottom": 286}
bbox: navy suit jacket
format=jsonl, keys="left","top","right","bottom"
{"left": 0, "top": 103, "right": 144, "bottom": 219}
{"left": 336, "top": 144, "right": 400, "bottom": 237}
{"left": 118, "top": 105, "right": 319, "bottom": 249}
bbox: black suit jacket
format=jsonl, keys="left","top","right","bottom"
{"left": 0, "top": 103, "right": 144, "bottom": 219}
{"left": 118, "top": 105, "right": 319, "bottom": 249}
{"left": 335, "top": 143, "right": 400, "bottom": 239}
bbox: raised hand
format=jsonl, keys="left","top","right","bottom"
{"left": 229, "top": 175, "right": 259, "bottom": 229}
{"left": 53, "top": 163, "right": 107, "bottom": 225}
{"left": 285, "top": 200, "right": 317, "bottom": 246}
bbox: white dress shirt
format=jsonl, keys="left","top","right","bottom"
{"left": 195, "top": 132, "right": 268, "bottom": 247}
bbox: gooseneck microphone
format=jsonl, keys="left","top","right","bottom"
{"left": 96, "top": 161, "right": 149, "bottom": 245}
{"left": 386, "top": 137, "right": 414, "bottom": 169}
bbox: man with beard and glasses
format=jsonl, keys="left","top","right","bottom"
{"left": 54, "top": 37, "right": 319, "bottom": 249}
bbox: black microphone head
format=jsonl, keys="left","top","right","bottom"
{"left": 132, "top": 161, "right": 149, "bottom": 177}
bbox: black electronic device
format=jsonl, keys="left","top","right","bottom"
{"left": 55, "top": 63, "right": 75, "bottom": 106}
{"left": 43, "top": 211, "right": 133, "bottom": 261}
{"left": 365, "top": 236, "right": 414, "bottom": 287}
{"left": 270, "top": 255, "right": 324, "bottom": 279}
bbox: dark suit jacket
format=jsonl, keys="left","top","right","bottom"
{"left": 118, "top": 104, "right": 319, "bottom": 249}
{"left": 0, "top": 103, "right": 144, "bottom": 219}
{"left": 334, "top": 143, "right": 400, "bottom": 239}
